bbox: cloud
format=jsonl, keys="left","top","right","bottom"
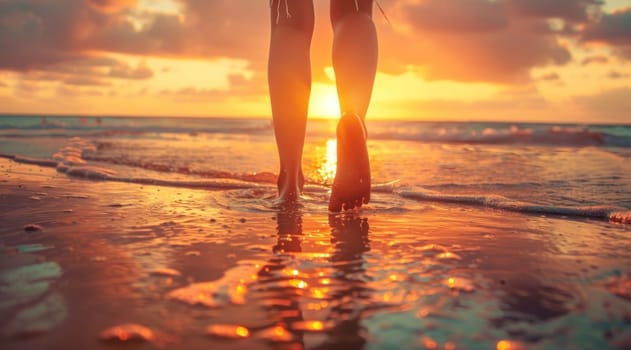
{"left": 160, "top": 72, "right": 267, "bottom": 102}
{"left": 0, "top": 0, "right": 625, "bottom": 91}
{"left": 508, "top": 0, "right": 603, "bottom": 23}
{"left": 63, "top": 76, "right": 110, "bottom": 86}
{"left": 13, "top": 80, "right": 40, "bottom": 98}
{"left": 607, "top": 71, "right": 630, "bottom": 79}
{"left": 11, "top": 55, "right": 153, "bottom": 88}
{"left": 109, "top": 62, "right": 153, "bottom": 79}
{"left": 581, "top": 7, "right": 631, "bottom": 60}
{"left": 574, "top": 86, "right": 631, "bottom": 116}
{"left": 401, "top": 0, "right": 508, "bottom": 33}
{"left": 374, "top": 0, "right": 596, "bottom": 83}
{"left": 582, "top": 7, "right": 631, "bottom": 45}
{"left": 620, "top": 46, "right": 631, "bottom": 59}
{"left": 538, "top": 72, "right": 561, "bottom": 81}
{"left": 56, "top": 84, "right": 105, "bottom": 97}
{"left": 0, "top": 0, "right": 270, "bottom": 71}
{"left": 581, "top": 55, "right": 609, "bottom": 65}
{"left": 375, "top": 87, "right": 551, "bottom": 121}
{"left": 86, "top": 0, "right": 137, "bottom": 13}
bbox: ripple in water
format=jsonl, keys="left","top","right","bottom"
{"left": 99, "top": 323, "right": 155, "bottom": 343}
{"left": 206, "top": 324, "right": 250, "bottom": 339}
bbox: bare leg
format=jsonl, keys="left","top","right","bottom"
{"left": 329, "top": 0, "right": 378, "bottom": 212}
{"left": 269, "top": 0, "right": 314, "bottom": 202}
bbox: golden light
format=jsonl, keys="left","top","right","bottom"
{"left": 274, "top": 326, "right": 287, "bottom": 337}
{"left": 230, "top": 284, "right": 247, "bottom": 304}
{"left": 437, "top": 252, "right": 462, "bottom": 260}
{"left": 497, "top": 340, "right": 524, "bottom": 350}
{"left": 309, "top": 83, "right": 340, "bottom": 119}
{"left": 306, "top": 321, "right": 324, "bottom": 331}
{"left": 100, "top": 324, "right": 155, "bottom": 342}
{"left": 116, "top": 329, "right": 128, "bottom": 341}
{"left": 317, "top": 138, "right": 337, "bottom": 183}
{"left": 206, "top": 324, "right": 251, "bottom": 339}
{"left": 497, "top": 340, "right": 510, "bottom": 350}
{"left": 288, "top": 279, "right": 308, "bottom": 289}
{"left": 422, "top": 337, "right": 438, "bottom": 350}
{"left": 293, "top": 320, "right": 328, "bottom": 332}
{"left": 235, "top": 326, "right": 250, "bottom": 338}
{"left": 311, "top": 288, "right": 328, "bottom": 299}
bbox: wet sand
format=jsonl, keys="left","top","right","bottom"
{"left": 1, "top": 158, "right": 630, "bottom": 350}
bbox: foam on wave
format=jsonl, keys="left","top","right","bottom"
{"left": 399, "top": 187, "right": 630, "bottom": 224}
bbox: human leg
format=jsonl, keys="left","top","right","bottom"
{"left": 328, "top": 0, "right": 378, "bottom": 211}
{"left": 268, "top": 0, "right": 315, "bottom": 202}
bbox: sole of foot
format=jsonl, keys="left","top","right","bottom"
{"left": 329, "top": 114, "right": 371, "bottom": 212}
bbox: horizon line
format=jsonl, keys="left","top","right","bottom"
{"left": 1, "top": 112, "right": 630, "bottom": 126}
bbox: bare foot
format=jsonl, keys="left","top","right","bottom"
{"left": 329, "top": 114, "right": 371, "bottom": 212}
{"left": 277, "top": 168, "right": 305, "bottom": 203}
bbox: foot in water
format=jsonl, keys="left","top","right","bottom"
{"left": 276, "top": 168, "right": 305, "bottom": 203}
{"left": 329, "top": 113, "right": 371, "bottom": 212}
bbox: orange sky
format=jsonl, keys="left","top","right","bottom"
{"left": 0, "top": 0, "right": 630, "bottom": 123}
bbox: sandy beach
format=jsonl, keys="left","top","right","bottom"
{"left": 2, "top": 156, "right": 630, "bottom": 349}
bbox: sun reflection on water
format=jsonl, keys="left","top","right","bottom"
{"left": 316, "top": 138, "right": 337, "bottom": 183}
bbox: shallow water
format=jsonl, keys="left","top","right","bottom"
{"left": 1, "top": 116, "right": 631, "bottom": 349}
{"left": 1, "top": 116, "right": 630, "bottom": 217}
{"left": 1, "top": 165, "right": 630, "bottom": 349}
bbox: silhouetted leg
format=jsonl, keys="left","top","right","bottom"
{"left": 329, "top": 0, "right": 377, "bottom": 211}
{"left": 269, "top": 0, "right": 314, "bottom": 202}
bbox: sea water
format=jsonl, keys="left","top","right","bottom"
{"left": 1, "top": 115, "right": 630, "bottom": 349}
{"left": 1, "top": 115, "right": 630, "bottom": 219}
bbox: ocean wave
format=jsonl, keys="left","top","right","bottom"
{"left": 83, "top": 154, "right": 280, "bottom": 184}
{"left": 2, "top": 152, "right": 273, "bottom": 190}
{"left": 2, "top": 117, "right": 630, "bottom": 149}
{"left": 4, "top": 150, "right": 629, "bottom": 225}
{"left": 0, "top": 154, "right": 58, "bottom": 167}
{"left": 0, "top": 116, "right": 273, "bottom": 136}
{"left": 399, "top": 187, "right": 630, "bottom": 224}
{"left": 366, "top": 124, "right": 626, "bottom": 148}
{"left": 2, "top": 130, "right": 629, "bottom": 225}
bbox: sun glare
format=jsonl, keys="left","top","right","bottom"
{"left": 309, "top": 84, "right": 340, "bottom": 119}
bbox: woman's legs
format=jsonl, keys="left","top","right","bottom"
{"left": 268, "top": 0, "right": 315, "bottom": 201}
{"left": 329, "top": 0, "right": 378, "bottom": 211}
{"left": 331, "top": 0, "right": 378, "bottom": 120}
{"left": 268, "top": 0, "right": 378, "bottom": 210}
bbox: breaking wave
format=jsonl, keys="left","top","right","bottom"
{"left": 399, "top": 187, "right": 631, "bottom": 224}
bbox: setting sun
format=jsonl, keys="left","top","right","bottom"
{"left": 309, "top": 84, "right": 340, "bottom": 119}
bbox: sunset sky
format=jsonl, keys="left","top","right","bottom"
{"left": 0, "top": 0, "right": 630, "bottom": 123}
